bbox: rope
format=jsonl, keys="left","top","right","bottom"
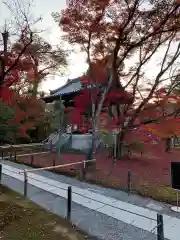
{"left": 19, "top": 159, "right": 96, "bottom": 173}
{"left": 2, "top": 163, "right": 175, "bottom": 239}
{"left": 2, "top": 165, "right": 156, "bottom": 221}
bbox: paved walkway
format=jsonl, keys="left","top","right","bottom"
{"left": 0, "top": 160, "right": 179, "bottom": 240}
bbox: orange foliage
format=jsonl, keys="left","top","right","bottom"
{"left": 146, "top": 118, "right": 180, "bottom": 138}
{"left": 61, "top": 0, "right": 180, "bottom": 142}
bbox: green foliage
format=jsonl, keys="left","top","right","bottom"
{"left": 138, "top": 182, "right": 178, "bottom": 204}
{"left": 0, "top": 102, "right": 18, "bottom": 143}
{"left": 100, "top": 131, "right": 114, "bottom": 146}
{"left": 53, "top": 100, "right": 65, "bottom": 130}
{"left": 128, "top": 140, "right": 144, "bottom": 153}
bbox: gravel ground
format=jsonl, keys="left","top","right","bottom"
{"left": 3, "top": 160, "right": 176, "bottom": 218}
{"left": 2, "top": 174, "right": 158, "bottom": 240}
{"left": 0, "top": 160, "right": 162, "bottom": 240}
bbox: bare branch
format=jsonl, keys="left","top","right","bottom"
{"left": 5, "top": 32, "right": 33, "bottom": 78}
{"left": 160, "top": 33, "right": 175, "bottom": 72}
{"left": 127, "top": 107, "right": 180, "bottom": 130}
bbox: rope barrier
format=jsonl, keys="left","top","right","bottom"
{"left": 18, "top": 159, "right": 96, "bottom": 173}
{"left": 0, "top": 151, "right": 49, "bottom": 160}
{"left": 0, "top": 143, "right": 43, "bottom": 150}
{"left": 2, "top": 163, "right": 173, "bottom": 238}
{"left": 2, "top": 164, "right": 156, "bottom": 221}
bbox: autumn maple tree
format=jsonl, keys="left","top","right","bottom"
{"left": 58, "top": 0, "right": 180, "bottom": 158}
{"left": 0, "top": 28, "right": 44, "bottom": 139}
{"left": 0, "top": 0, "right": 67, "bottom": 142}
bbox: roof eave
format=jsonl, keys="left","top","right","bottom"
{"left": 51, "top": 77, "right": 82, "bottom": 94}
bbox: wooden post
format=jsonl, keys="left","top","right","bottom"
{"left": 113, "top": 133, "right": 117, "bottom": 163}
{"left": 14, "top": 151, "right": 17, "bottom": 162}
{"left": 30, "top": 155, "right": 34, "bottom": 165}
{"left": 67, "top": 186, "right": 72, "bottom": 221}
{"left": 53, "top": 156, "right": 56, "bottom": 172}
{"left": 9, "top": 147, "right": 13, "bottom": 161}
{"left": 82, "top": 161, "right": 86, "bottom": 180}
{"left": 53, "top": 156, "right": 56, "bottom": 167}
{"left": 0, "top": 164, "right": 2, "bottom": 184}
{"left": 50, "top": 140, "right": 53, "bottom": 152}
{"left": 24, "top": 171, "right": 28, "bottom": 197}
{"left": 157, "top": 214, "right": 164, "bottom": 240}
{"left": 127, "top": 170, "right": 132, "bottom": 194}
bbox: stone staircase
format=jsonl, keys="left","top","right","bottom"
{"left": 42, "top": 130, "right": 103, "bottom": 154}
{"left": 42, "top": 128, "right": 68, "bottom": 151}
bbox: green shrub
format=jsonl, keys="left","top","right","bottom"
{"left": 138, "top": 182, "right": 178, "bottom": 204}
{"left": 128, "top": 141, "right": 144, "bottom": 153}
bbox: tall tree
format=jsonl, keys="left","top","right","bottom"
{"left": 2, "top": 0, "right": 68, "bottom": 98}
{"left": 0, "top": 0, "right": 67, "bottom": 140}
{"left": 59, "top": 0, "right": 180, "bottom": 158}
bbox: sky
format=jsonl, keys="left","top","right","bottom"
{"left": 0, "top": 0, "right": 88, "bottom": 92}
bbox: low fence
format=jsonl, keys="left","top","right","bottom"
{"left": 0, "top": 143, "right": 176, "bottom": 224}
{"left": 0, "top": 161, "right": 165, "bottom": 240}
{"left": 0, "top": 143, "right": 175, "bottom": 206}
{"left": 0, "top": 143, "right": 51, "bottom": 160}
{"left": 21, "top": 159, "right": 96, "bottom": 191}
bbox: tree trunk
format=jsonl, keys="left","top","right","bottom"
{"left": 165, "top": 137, "right": 171, "bottom": 152}
{"left": 86, "top": 120, "right": 98, "bottom": 175}
{"left": 117, "top": 130, "right": 125, "bottom": 159}
{"left": 89, "top": 126, "right": 99, "bottom": 159}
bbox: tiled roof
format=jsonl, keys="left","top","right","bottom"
{"left": 50, "top": 77, "right": 82, "bottom": 96}
{"left": 42, "top": 76, "right": 96, "bottom": 102}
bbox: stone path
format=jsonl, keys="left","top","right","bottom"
{"left": 1, "top": 160, "right": 178, "bottom": 240}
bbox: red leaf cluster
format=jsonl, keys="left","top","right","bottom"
{"left": 0, "top": 39, "right": 43, "bottom": 137}
{"left": 0, "top": 87, "right": 14, "bottom": 104}
{"left": 7, "top": 92, "right": 44, "bottom": 137}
